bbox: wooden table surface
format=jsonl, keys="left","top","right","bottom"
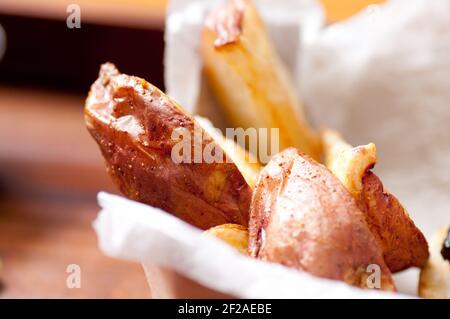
{"left": 0, "top": 86, "right": 150, "bottom": 298}
{"left": 0, "top": 194, "right": 150, "bottom": 298}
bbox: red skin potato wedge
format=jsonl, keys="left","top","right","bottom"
{"left": 360, "top": 172, "right": 429, "bottom": 272}
{"left": 321, "top": 129, "right": 429, "bottom": 272}
{"left": 84, "top": 63, "right": 251, "bottom": 230}
{"left": 249, "top": 148, "right": 395, "bottom": 290}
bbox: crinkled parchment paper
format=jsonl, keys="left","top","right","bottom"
{"left": 94, "top": 192, "right": 406, "bottom": 298}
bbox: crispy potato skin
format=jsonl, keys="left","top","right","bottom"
{"left": 202, "top": 0, "right": 321, "bottom": 161}
{"left": 85, "top": 63, "right": 251, "bottom": 230}
{"left": 322, "top": 129, "right": 429, "bottom": 272}
{"left": 204, "top": 0, "right": 245, "bottom": 47}
{"left": 205, "top": 224, "right": 248, "bottom": 255}
{"left": 248, "top": 148, "right": 395, "bottom": 290}
{"left": 360, "top": 172, "right": 429, "bottom": 272}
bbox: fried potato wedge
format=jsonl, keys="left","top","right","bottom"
{"left": 322, "top": 129, "right": 377, "bottom": 198}
{"left": 248, "top": 148, "right": 395, "bottom": 290}
{"left": 196, "top": 116, "right": 261, "bottom": 188}
{"left": 202, "top": 0, "right": 321, "bottom": 161}
{"left": 85, "top": 63, "right": 251, "bottom": 230}
{"left": 359, "top": 172, "right": 429, "bottom": 272}
{"left": 419, "top": 227, "right": 450, "bottom": 299}
{"left": 205, "top": 223, "right": 248, "bottom": 255}
{"left": 322, "top": 129, "right": 429, "bottom": 272}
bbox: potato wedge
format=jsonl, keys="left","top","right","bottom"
{"left": 85, "top": 63, "right": 251, "bottom": 230}
{"left": 249, "top": 148, "right": 395, "bottom": 290}
{"left": 322, "top": 129, "right": 377, "bottom": 198}
{"left": 205, "top": 223, "right": 248, "bottom": 255}
{"left": 360, "top": 172, "right": 429, "bottom": 272}
{"left": 202, "top": 0, "right": 321, "bottom": 161}
{"left": 196, "top": 116, "right": 261, "bottom": 188}
{"left": 322, "top": 129, "right": 429, "bottom": 272}
{"left": 419, "top": 227, "right": 450, "bottom": 299}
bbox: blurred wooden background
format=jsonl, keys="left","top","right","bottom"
{"left": 0, "top": 0, "right": 384, "bottom": 298}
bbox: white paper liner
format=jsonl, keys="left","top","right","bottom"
{"left": 94, "top": 192, "right": 409, "bottom": 299}
{"left": 299, "top": 0, "right": 450, "bottom": 238}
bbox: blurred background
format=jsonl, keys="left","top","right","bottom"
{"left": 0, "top": 0, "right": 384, "bottom": 298}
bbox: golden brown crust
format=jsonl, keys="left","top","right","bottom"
{"left": 248, "top": 148, "right": 395, "bottom": 290}
{"left": 85, "top": 63, "right": 251, "bottom": 230}
{"left": 322, "top": 129, "right": 377, "bottom": 197}
{"left": 204, "top": 223, "right": 248, "bottom": 255}
{"left": 202, "top": 0, "right": 321, "bottom": 161}
{"left": 196, "top": 116, "right": 261, "bottom": 188}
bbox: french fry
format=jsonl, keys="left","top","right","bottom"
{"left": 196, "top": 116, "right": 261, "bottom": 188}
{"left": 202, "top": 0, "right": 321, "bottom": 161}
{"left": 322, "top": 129, "right": 429, "bottom": 272}
{"left": 322, "top": 129, "right": 377, "bottom": 198}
